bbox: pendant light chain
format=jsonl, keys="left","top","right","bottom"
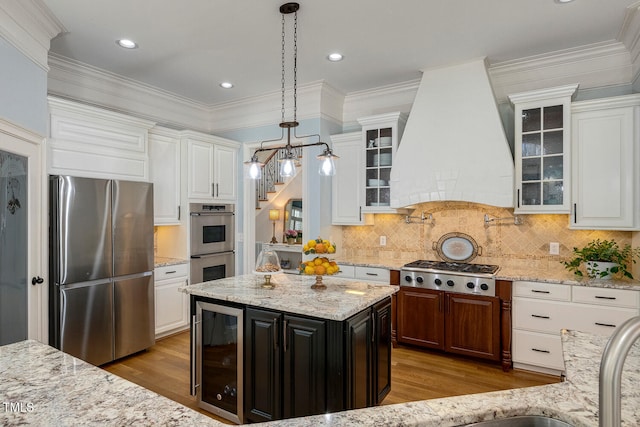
{"left": 281, "top": 13, "right": 286, "bottom": 124}
{"left": 293, "top": 9, "right": 297, "bottom": 124}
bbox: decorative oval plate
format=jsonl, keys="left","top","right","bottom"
{"left": 434, "top": 232, "right": 479, "bottom": 262}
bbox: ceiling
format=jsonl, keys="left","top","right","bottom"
{"left": 42, "top": 0, "right": 637, "bottom": 106}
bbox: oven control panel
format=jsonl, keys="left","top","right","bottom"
{"left": 400, "top": 269, "right": 496, "bottom": 297}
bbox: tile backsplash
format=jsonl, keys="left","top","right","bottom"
{"left": 341, "top": 202, "right": 632, "bottom": 273}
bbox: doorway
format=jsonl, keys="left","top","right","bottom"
{"left": 0, "top": 119, "right": 45, "bottom": 345}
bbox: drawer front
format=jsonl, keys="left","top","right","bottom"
{"left": 513, "top": 298, "right": 575, "bottom": 335}
{"left": 572, "top": 304, "right": 638, "bottom": 336}
{"left": 513, "top": 281, "right": 570, "bottom": 301}
{"left": 572, "top": 286, "right": 639, "bottom": 309}
{"left": 336, "top": 264, "right": 356, "bottom": 278}
{"left": 354, "top": 266, "right": 390, "bottom": 283}
{"left": 155, "top": 263, "right": 189, "bottom": 281}
{"left": 513, "top": 329, "right": 564, "bottom": 371}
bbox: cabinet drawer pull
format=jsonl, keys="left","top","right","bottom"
{"left": 595, "top": 296, "right": 616, "bottom": 300}
{"left": 595, "top": 322, "right": 617, "bottom": 328}
{"left": 531, "top": 348, "right": 550, "bottom": 354}
{"left": 531, "top": 314, "right": 550, "bottom": 319}
{"left": 283, "top": 319, "right": 288, "bottom": 352}
{"left": 273, "top": 318, "right": 279, "bottom": 350}
{"left": 531, "top": 289, "right": 550, "bottom": 294}
{"left": 366, "top": 272, "right": 379, "bottom": 276}
{"left": 165, "top": 270, "right": 177, "bottom": 274}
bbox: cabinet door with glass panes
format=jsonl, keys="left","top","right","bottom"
{"left": 510, "top": 85, "right": 577, "bottom": 214}
{"left": 358, "top": 112, "right": 406, "bottom": 213}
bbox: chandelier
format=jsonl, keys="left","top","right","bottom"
{"left": 245, "top": 2, "right": 338, "bottom": 180}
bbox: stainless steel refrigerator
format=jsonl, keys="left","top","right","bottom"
{"left": 49, "top": 175, "right": 155, "bottom": 366}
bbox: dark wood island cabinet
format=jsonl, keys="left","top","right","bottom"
{"left": 182, "top": 274, "right": 397, "bottom": 424}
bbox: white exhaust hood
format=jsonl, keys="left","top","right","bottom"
{"left": 390, "top": 58, "right": 514, "bottom": 208}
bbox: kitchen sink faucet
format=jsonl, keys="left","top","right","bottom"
{"left": 599, "top": 315, "right": 640, "bottom": 426}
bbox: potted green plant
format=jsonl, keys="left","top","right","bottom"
{"left": 563, "top": 239, "right": 640, "bottom": 279}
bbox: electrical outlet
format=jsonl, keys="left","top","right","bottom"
{"left": 549, "top": 242, "right": 560, "bottom": 255}
{"left": 380, "top": 236, "right": 387, "bottom": 246}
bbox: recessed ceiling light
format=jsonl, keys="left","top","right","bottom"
{"left": 220, "top": 82, "right": 234, "bottom": 89}
{"left": 116, "top": 39, "right": 138, "bottom": 49}
{"left": 327, "top": 53, "right": 344, "bottom": 62}
{"left": 555, "top": 0, "right": 574, "bottom": 3}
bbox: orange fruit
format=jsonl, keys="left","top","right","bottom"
{"left": 329, "top": 261, "right": 337, "bottom": 267}
{"left": 314, "top": 265, "right": 326, "bottom": 275}
{"left": 315, "top": 243, "right": 325, "bottom": 253}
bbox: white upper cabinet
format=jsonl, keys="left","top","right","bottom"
{"left": 213, "top": 143, "right": 238, "bottom": 201}
{"left": 183, "top": 131, "right": 239, "bottom": 203}
{"left": 509, "top": 85, "right": 578, "bottom": 214}
{"left": 570, "top": 95, "right": 640, "bottom": 230}
{"left": 149, "top": 127, "right": 181, "bottom": 225}
{"left": 331, "top": 132, "right": 371, "bottom": 225}
{"left": 357, "top": 112, "right": 406, "bottom": 214}
{"left": 47, "top": 97, "right": 155, "bottom": 181}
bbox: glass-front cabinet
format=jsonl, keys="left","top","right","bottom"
{"left": 509, "top": 85, "right": 578, "bottom": 214}
{"left": 357, "top": 112, "right": 406, "bottom": 213}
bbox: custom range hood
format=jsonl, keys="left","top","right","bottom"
{"left": 390, "top": 58, "right": 514, "bottom": 208}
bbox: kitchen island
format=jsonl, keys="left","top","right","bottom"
{"left": 181, "top": 273, "right": 398, "bottom": 423}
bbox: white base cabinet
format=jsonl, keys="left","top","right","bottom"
{"left": 154, "top": 263, "right": 189, "bottom": 337}
{"left": 570, "top": 94, "right": 640, "bottom": 230}
{"left": 335, "top": 265, "right": 390, "bottom": 284}
{"left": 512, "top": 280, "right": 639, "bottom": 374}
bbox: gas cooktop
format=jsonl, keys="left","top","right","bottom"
{"left": 403, "top": 260, "right": 499, "bottom": 275}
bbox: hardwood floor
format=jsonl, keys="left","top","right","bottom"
{"left": 102, "top": 331, "right": 560, "bottom": 423}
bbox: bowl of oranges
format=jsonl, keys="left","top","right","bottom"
{"left": 299, "top": 238, "right": 340, "bottom": 289}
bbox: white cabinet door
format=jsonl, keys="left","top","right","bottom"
{"left": 509, "top": 85, "right": 577, "bottom": 214}
{"left": 213, "top": 143, "right": 237, "bottom": 201}
{"left": 571, "top": 97, "right": 640, "bottom": 229}
{"left": 331, "top": 132, "right": 367, "bottom": 225}
{"left": 154, "top": 264, "right": 189, "bottom": 337}
{"left": 187, "top": 138, "right": 215, "bottom": 201}
{"left": 149, "top": 128, "right": 181, "bottom": 225}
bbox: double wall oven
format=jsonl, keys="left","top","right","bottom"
{"left": 190, "top": 203, "right": 235, "bottom": 283}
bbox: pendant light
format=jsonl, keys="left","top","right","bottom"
{"left": 244, "top": 2, "right": 338, "bottom": 180}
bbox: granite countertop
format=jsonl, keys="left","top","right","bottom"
{"left": 0, "top": 340, "right": 223, "bottom": 426}
{"left": 334, "top": 256, "right": 640, "bottom": 291}
{"left": 154, "top": 256, "right": 189, "bottom": 268}
{"left": 180, "top": 273, "right": 398, "bottom": 321}
{"left": 254, "top": 329, "right": 640, "bottom": 427}
{"left": 4, "top": 329, "right": 637, "bottom": 426}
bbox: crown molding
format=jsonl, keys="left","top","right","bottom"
{"left": 0, "top": 0, "right": 64, "bottom": 71}
{"left": 619, "top": 2, "right": 640, "bottom": 82}
{"left": 209, "top": 80, "right": 343, "bottom": 133}
{"left": 47, "top": 54, "right": 212, "bottom": 132}
{"left": 342, "top": 79, "right": 419, "bottom": 129}
{"left": 489, "top": 41, "right": 632, "bottom": 103}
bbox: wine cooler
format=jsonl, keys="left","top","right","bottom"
{"left": 192, "top": 300, "right": 244, "bottom": 423}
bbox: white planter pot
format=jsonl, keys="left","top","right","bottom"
{"left": 586, "top": 261, "right": 619, "bottom": 279}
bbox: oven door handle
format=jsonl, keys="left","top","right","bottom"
{"left": 191, "top": 251, "right": 235, "bottom": 259}
{"left": 190, "top": 212, "right": 234, "bottom": 216}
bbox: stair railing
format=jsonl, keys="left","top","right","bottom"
{"left": 255, "top": 146, "right": 302, "bottom": 206}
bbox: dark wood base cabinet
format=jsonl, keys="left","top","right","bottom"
{"left": 243, "top": 297, "right": 392, "bottom": 423}
{"left": 396, "top": 281, "right": 512, "bottom": 371}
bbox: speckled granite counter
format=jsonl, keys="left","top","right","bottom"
{"left": 3, "top": 329, "right": 639, "bottom": 425}
{"left": 0, "top": 340, "right": 222, "bottom": 426}
{"left": 334, "top": 256, "right": 640, "bottom": 291}
{"left": 154, "top": 256, "right": 188, "bottom": 268}
{"left": 252, "top": 329, "right": 640, "bottom": 427}
{"left": 180, "top": 273, "right": 397, "bottom": 321}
